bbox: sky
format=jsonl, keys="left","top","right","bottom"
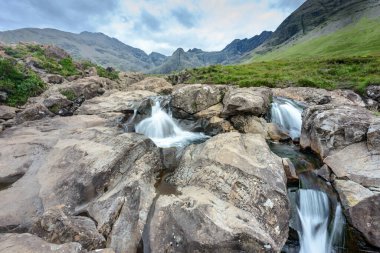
{"left": 0, "top": 0, "right": 306, "bottom": 55}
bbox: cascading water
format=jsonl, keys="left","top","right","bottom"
{"left": 271, "top": 97, "right": 303, "bottom": 140}
{"left": 297, "top": 189, "right": 345, "bottom": 253}
{"left": 135, "top": 97, "right": 208, "bottom": 148}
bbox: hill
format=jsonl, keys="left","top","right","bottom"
{"left": 0, "top": 28, "right": 167, "bottom": 72}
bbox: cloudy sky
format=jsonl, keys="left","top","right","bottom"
{"left": 0, "top": 0, "right": 305, "bottom": 55}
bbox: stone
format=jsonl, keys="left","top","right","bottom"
{"left": 221, "top": 87, "right": 272, "bottom": 117}
{"left": 76, "top": 90, "right": 156, "bottom": 115}
{"left": 85, "top": 67, "right": 97, "bottom": 77}
{"left": 43, "top": 45, "right": 70, "bottom": 60}
{"left": 15, "top": 103, "right": 55, "bottom": 124}
{"left": 204, "top": 116, "right": 234, "bottom": 136}
{"left": 300, "top": 105, "right": 372, "bottom": 159}
{"left": 230, "top": 115, "right": 268, "bottom": 137}
{"left": 267, "top": 123, "right": 291, "bottom": 141}
{"left": 314, "top": 164, "right": 332, "bottom": 182}
{"left": 350, "top": 194, "right": 380, "bottom": 248}
{"left": 171, "top": 84, "right": 229, "bottom": 115}
{"left": 43, "top": 94, "right": 73, "bottom": 115}
{"left": 366, "top": 85, "right": 380, "bottom": 103}
{"left": 144, "top": 133, "right": 289, "bottom": 252}
{"left": 0, "top": 105, "right": 17, "bottom": 120}
{"left": 333, "top": 180, "right": 374, "bottom": 212}
{"left": 129, "top": 77, "right": 173, "bottom": 94}
{"left": 0, "top": 233, "right": 82, "bottom": 253}
{"left": 31, "top": 208, "right": 105, "bottom": 250}
{"left": 46, "top": 75, "right": 64, "bottom": 84}
{"left": 117, "top": 72, "right": 145, "bottom": 89}
{"left": 283, "top": 158, "right": 298, "bottom": 183}
{"left": 0, "top": 115, "right": 162, "bottom": 253}
{"left": 194, "top": 103, "right": 223, "bottom": 119}
{"left": 324, "top": 142, "right": 380, "bottom": 188}
{"left": 367, "top": 119, "right": 380, "bottom": 152}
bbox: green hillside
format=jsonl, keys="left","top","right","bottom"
{"left": 253, "top": 17, "right": 380, "bottom": 61}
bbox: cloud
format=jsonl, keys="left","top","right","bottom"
{"left": 0, "top": 0, "right": 306, "bottom": 55}
{"left": 171, "top": 7, "right": 197, "bottom": 28}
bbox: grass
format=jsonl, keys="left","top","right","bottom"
{"left": 59, "top": 89, "right": 77, "bottom": 101}
{"left": 0, "top": 58, "right": 46, "bottom": 106}
{"left": 252, "top": 17, "right": 380, "bottom": 61}
{"left": 184, "top": 56, "right": 380, "bottom": 94}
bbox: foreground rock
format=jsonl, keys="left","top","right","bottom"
{"left": 0, "top": 116, "right": 162, "bottom": 252}
{"left": 0, "top": 233, "right": 82, "bottom": 253}
{"left": 300, "top": 105, "right": 372, "bottom": 158}
{"left": 144, "top": 133, "right": 289, "bottom": 252}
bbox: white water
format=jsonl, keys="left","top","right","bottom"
{"left": 135, "top": 98, "right": 208, "bottom": 148}
{"left": 297, "top": 189, "right": 345, "bottom": 253}
{"left": 271, "top": 97, "right": 303, "bottom": 140}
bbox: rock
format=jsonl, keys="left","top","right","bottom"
{"left": 314, "top": 164, "right": 332, "bottom": 182}
{"left": 333, "top": 180, "right": 374, "bottom": 212}
{"left": 129, "top": 77, "right": 173, "bottom": 94}
{"left": 46, "top": 75, "right": 64, "bottom": 84}
{"left": 31, "top": 208, "right": 105, "bottom": 250}
{"left": 366, "top": 85, "right": 380, "bottom": 103}
{"left": 117, "top": 72, "right": 145, "bottom": 89}
{"left": 171, "top": 84, "right": 228, "bottom": 116}
{"left": 221, "top": 87, "right": 272, "bottom": 117}
{"left": 85, "top": 67, "right": 97, "bottom": 77}
{"left": 62, "top": 77, "right": 118, "bottom": 99}
{"left": 0, "top": 106, "right": 17, "bottom": 120}
{"left": 15, "top": 103, "right": 55, "bottom": 124}
{"left": 0, "top": 233, "right": 82, "bottom": 253}
{"left": 300, "top": 105, "right": 372, "bottom": 158}
{"left": 230, "top": 115, "right": 268, "bottom": 137}
{"left": 0, "top": 91, "right": 8, "bottom": 102}
{"left": 194, "top": 103, "right": 223, "bottom": 119}
{"left": 204, "top": 116, "right": 234, "bottom": 136}
{"left": 43, "top": 94, "right": 73, "bottom": 115}
{"left": 76, "top": 90, "right": 156, "bottom": 115}
{"left": 43, "top": 45, "right": 70, "bottom": 60}
{"left": 283, "top": 158, "right": 298, "bottom": 183}
{"left": 0, "top": 115, "right": 162, "bottom": 253}
{"left": 324, "top": 142, "right": 380, "bottom": 188}
{"left": 367, "top": 119, "right": 380, "bottom": 152}
{"left": 144, "top": 133, "right": 289, "bottom": 252}
{"left": 350, "top": 194, "right": 380, "bottom": 248}
{"left": 267, "top": 123, "right": 291, "bottom": 142}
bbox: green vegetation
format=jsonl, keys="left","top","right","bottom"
{"left": 95, "top": 66, "right": 119, "bottom": 80}
{"left": 59, "top": 89, "right": 77, "bottom": 101}
{"left": 185, "top": 56, "right": 380, "bottom": 94}
{"left": 0, "top": 58, "right": 45, "bottom": 106}
{"left": 253, "top": 17, "right": 380, "bottom": 61}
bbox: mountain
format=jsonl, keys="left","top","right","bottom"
{"left": 246, "top": 0, "right": 380, "bottom": 61}
{"left": 0, "top": 28, "right": 167, "bottom": 72}
{"left": 149, "top": 31, "right": 272, "bottom": 74}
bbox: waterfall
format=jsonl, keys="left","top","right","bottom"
{"left": 297, "top": 189, "right": 345, "bottom": 253}
{"left": 135, "top": 98, "right": 208, "bottom": 148}
{"left": 271, "top": 97, "right": 303, "bottom": 140}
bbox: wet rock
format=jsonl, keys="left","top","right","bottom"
{"left": 366, "top": 85, "right": 380, "bottom": 103}
{"left": 31, "top": 208, "right": 105, "bottom": 250}
{"left": 76, "top": 90, "right": 156, "bottom": 115}
{"left": 0, "top": 233, "right": 82, "bottom": 253}
{"left": 0, "top": 106, "right": 17, "bottom": 120}
{"left": 171, "top": 84, "right": 228, "bottom": 116}
{"left": 15, "top": 103, "right": 55, "bottom": 124}
{"left": 283, "top": 158, "right": 298, "bottom": 183}
{"left": 300, "top": 105, "right": 372, "bottom": 159}
{"left": 221, "top": 87, "right": 272, "bottom": 117}
{"left": 267, "top": 123, "right": 291, "bottom": 142}
{"left": 0, "top": 115, "right": 162, "bottom": 253}
{"left": 145, "top": 133, "right": 289, "bottom": 252}
{"left": 129, "top": 77, "right": 173, "bottom": 94}
{"left": 324, "top": 142, "right": 380, "bottom": 188}
{"left": 367, "top": 119, "right": 380, "bottom": 152}
{"left": 230, "top": 115, "right": 268, "bottom": 137}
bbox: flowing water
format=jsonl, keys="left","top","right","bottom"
{"left": 135, "top": 97, "right": 208, "bottom": 148}
{"left": 271, "top": 97, "right": 304, "bottom": 140}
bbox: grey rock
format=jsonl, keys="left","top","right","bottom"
{"left": 367, "top": 119, "right": 380, "bottom": 152}
{"left": 0, "top": 105, "right": 17, "bottom": 120}
{"left": 366, "top": 85, "right": 380, "bottom": 102}
{"left": 15, "top": 103, "right": 55, "bottom": 124}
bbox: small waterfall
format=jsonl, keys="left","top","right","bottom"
{"left": 271, "top": 97, "right": 303, "bottom": 140}
{"left": 135, "top": 98, "right": 208, "bottom": 148}
{"left": 297, "top": 189, "right": 345, "bottom": 253}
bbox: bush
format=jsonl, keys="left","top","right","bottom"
{"left": 95, "top": 66, "right": 119, "bottom": 80}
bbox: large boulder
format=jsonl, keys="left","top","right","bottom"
{"left": 143, "top": 133, "right": 289, "bottom": 252}
{"left": 0, "top": 106, "right": 17, "bottom": 120}
{"left": 129, "top": 77, "right": 173, "bottom": 94}
{"left": 230, "top": 115, "right": 268, "bottom": 138}
{"left": 0, "top": 115, "right": 162, "bottom": 252}
{"left": 14, "top": 103, "right": 55, "bottom": 124}
{"left": 300, "top": 105, "right": 372, "bottom": 158}
{"left": 221, "top": 87, "right": 272, "bottom": 117}
{"left": 76, "top": 90, "right": 156, "bottom": 115}
{"left": 366, "top": 85, "right": 380, "bottom": 103}
{"left": 367, "top": 119, "right": 380, "bottom": 152}
{"left": 0, "top": 233, "right": 82, "bottom": 253}
{"left": 171, "top": 84, "right": 229, "bottom": 117}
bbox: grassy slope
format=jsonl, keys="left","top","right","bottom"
{"left": 184, "top": 18, "right": 380, "bottom": 94}
{"left": 253, "top": 17, "right": 380, "bottom": 61}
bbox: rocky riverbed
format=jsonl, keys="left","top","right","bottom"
{"left": 0, "top": 66, "right": 379, "bottom": 252}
